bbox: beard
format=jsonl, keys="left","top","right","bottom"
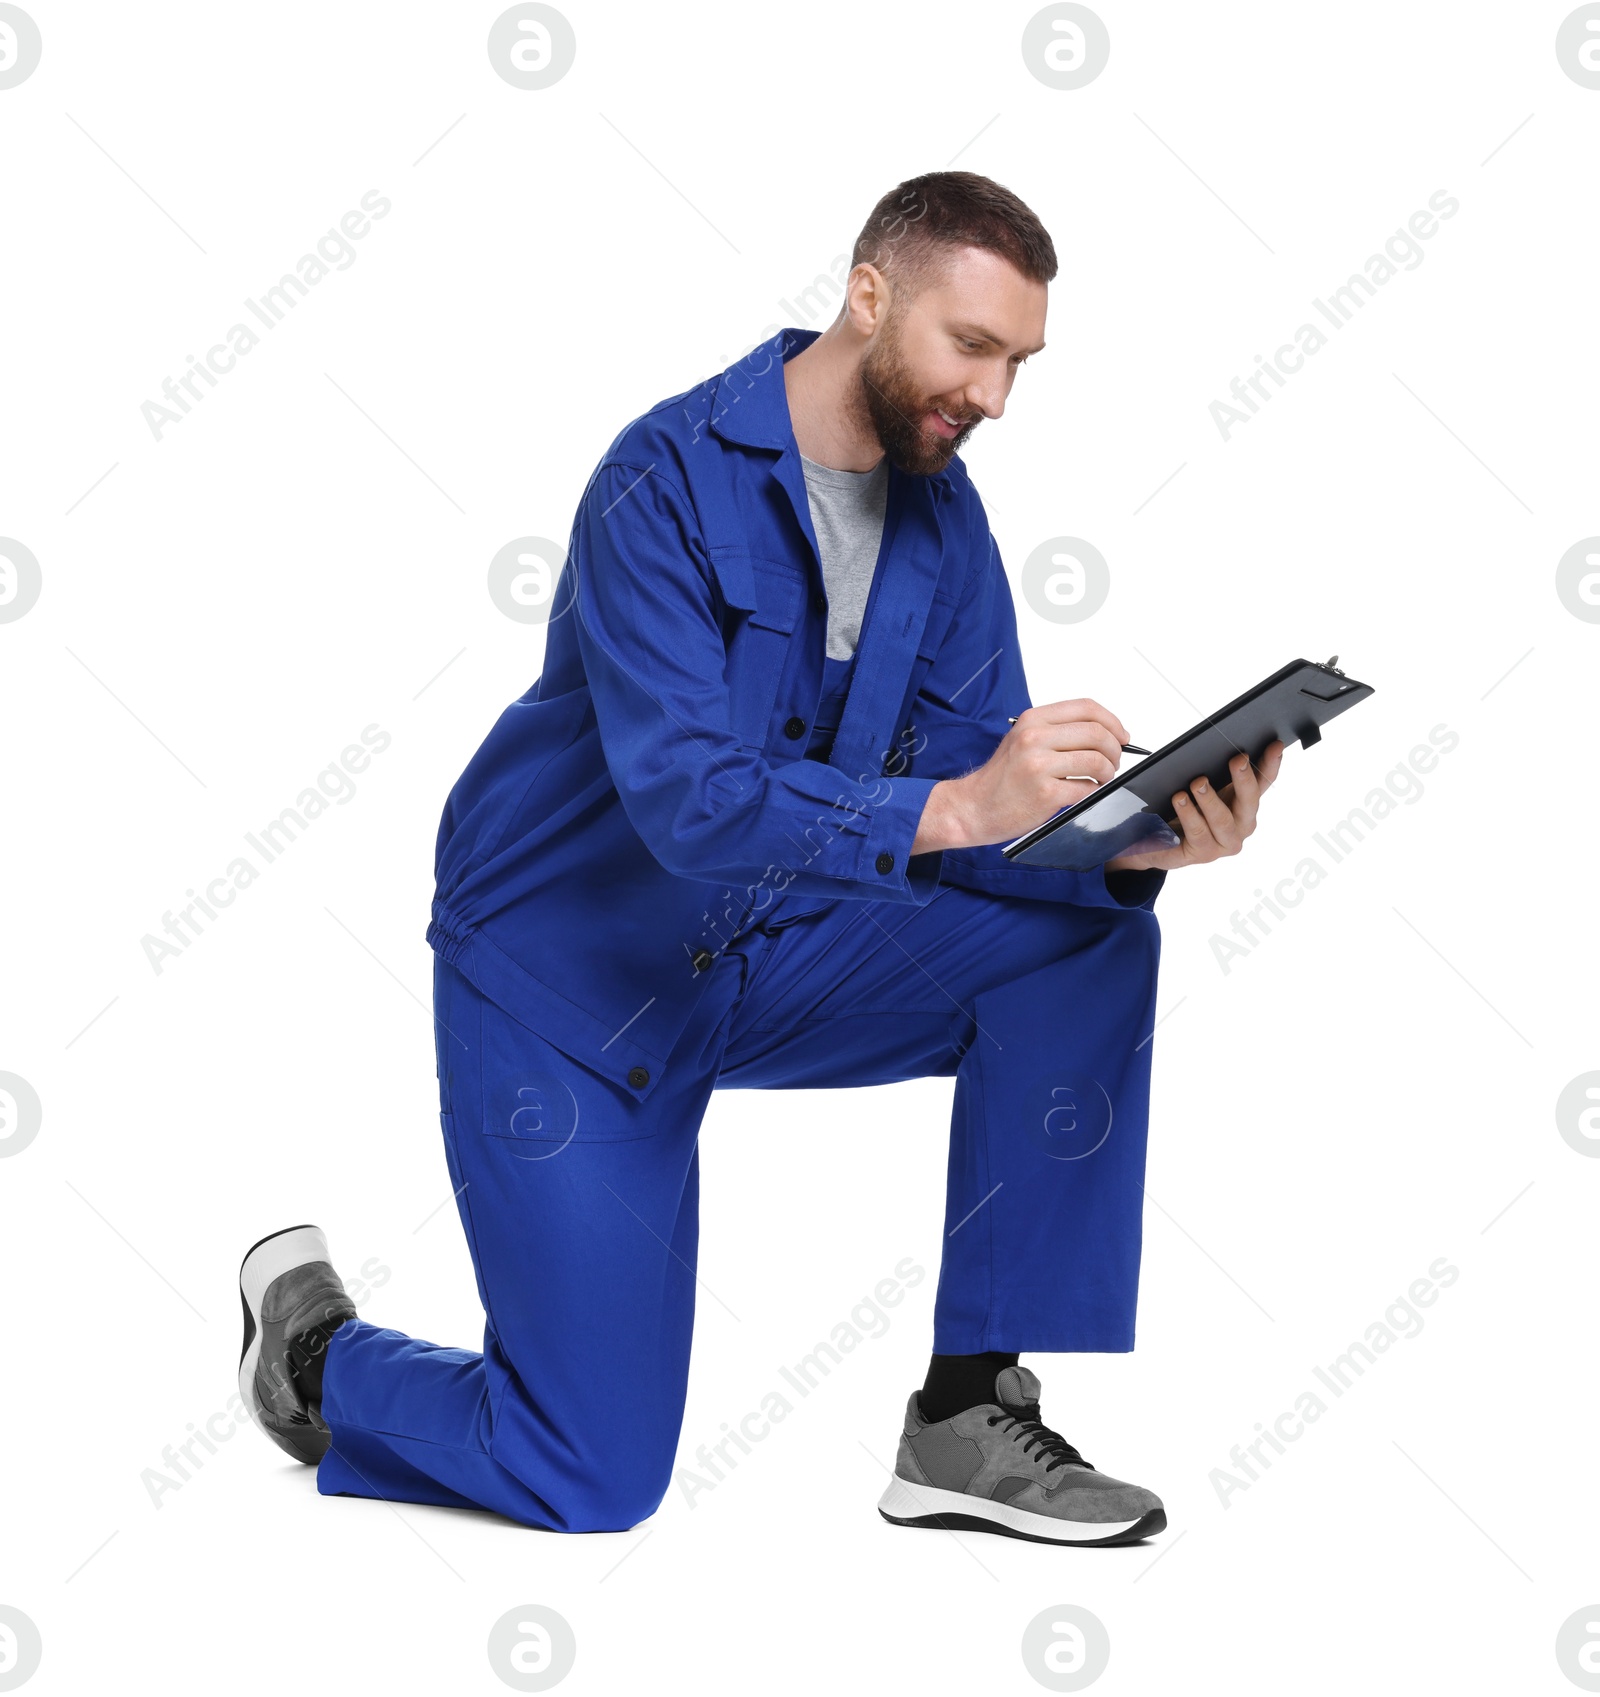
{"left": 853, "top": 314, "right": 981, "bottom": 476}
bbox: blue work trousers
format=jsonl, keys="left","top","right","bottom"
{"left": 317, "top": 885, "right": 1160, "bottom": 1530}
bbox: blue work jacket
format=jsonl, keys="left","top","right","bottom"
{"left": 427, "top": 327, "right": 1162, "bottom": 1103}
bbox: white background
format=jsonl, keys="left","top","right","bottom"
{"left": 2, "top": 2, "right": 1597, "bottom": 1692}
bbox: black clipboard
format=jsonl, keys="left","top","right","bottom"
{"left": 1002, "top": 658, "right": 1375, "bottom": 869}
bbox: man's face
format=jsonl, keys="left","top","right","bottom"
{"left": 856, "top": 245, "right": 1048, "bottom": 476}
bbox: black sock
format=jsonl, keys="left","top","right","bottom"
{"left": 287, "top": 1317, "right": 349, "bottom": 1409}
{"left": 919, "top": 1351, "right": 1020, "bottom": 1423}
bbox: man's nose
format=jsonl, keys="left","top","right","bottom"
{"left": 964, "top": 369, "right": 1009, "bottom": 420}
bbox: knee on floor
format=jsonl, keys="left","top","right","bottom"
{"left": 497, "top": 1444, "right": 673, "bottom": 1534}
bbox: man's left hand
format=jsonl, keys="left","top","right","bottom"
{"left": 1104, "top": 742, "right": 1285, "bottom": 873}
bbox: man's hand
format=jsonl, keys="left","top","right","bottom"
{"left": 911, "top": 700, "right": 1131, "bottom": 854}
{"left": 1104, "top": 742, "right": 1285, "bottom": 872}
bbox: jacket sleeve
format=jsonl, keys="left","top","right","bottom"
{"left": 572, "top": 460, "right": 942, "bottom": 904}
{"left": 912, "top": 515, "right": 1166, "bottom": 914}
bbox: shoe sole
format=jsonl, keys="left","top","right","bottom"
{"left": 237, "top": 1223, "right": 331, "bottom": 1429}
{"left": 877, "top": 1474, "right": 1165, "bottom": 1546}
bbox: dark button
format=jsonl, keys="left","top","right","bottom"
{"left": 784, "top": 716, "right": 806, "bottom": 740}
{"left": 875, "top": 851, "right": 895, "bottom": 875}
{"left": 812, "top": 591, "right": 827, "bottom": 613}
{"left": 627, "top": 1066, "right": 650, "bottom": 1089}
{"left": 691, "top": 948, "right": 714, "bottom": 973}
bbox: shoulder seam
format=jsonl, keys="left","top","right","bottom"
{"left": 592, "top": 457, "right": 696, "bottom": 512}
{"left": 585, "top": 458, "right": 709, "bottom": 558}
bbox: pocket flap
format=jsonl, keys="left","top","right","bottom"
{"left": 709, "top": 548, "right": 758, "bottom": 612}
{"left": 710, "top": 549, "right": 803, "bottom": 634}
{"left": 748, "top": 560, "right": 802, "bottom": 633}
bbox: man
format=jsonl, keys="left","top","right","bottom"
{"left": 238, "top": 172, "right": 1282, "bottom": 1545}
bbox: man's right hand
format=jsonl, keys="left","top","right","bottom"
{"left": 910, "top": 699, "right": 1130, "bottom": 854}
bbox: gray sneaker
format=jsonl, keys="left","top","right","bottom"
{"left": 877, "top": 1366, "right": 1165, "bottom": 1546}
{"left": 238, "top": 1224, "right": 356, "bottom": 1465}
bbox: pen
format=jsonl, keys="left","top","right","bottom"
{"left": 1007, "top": 716, "right": 1150, "bottom": 756}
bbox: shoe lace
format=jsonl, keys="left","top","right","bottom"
{"left": 986, "top": 1404, "right": 1089, "bottom": 1473}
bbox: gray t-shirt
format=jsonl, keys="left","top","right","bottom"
{"left": 799, "top": 452, "right": 889, "bottom": 660}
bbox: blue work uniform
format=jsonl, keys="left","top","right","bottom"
{"left": 316, "top": 327, "right": 1167, "bottom": 1532}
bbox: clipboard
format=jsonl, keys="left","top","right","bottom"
{"left": 1002, "top": 658, "right": 1375, "bottom": 869}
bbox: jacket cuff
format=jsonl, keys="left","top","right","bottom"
{"left": 853, "top": 775, "right": 942, "bottom": 904}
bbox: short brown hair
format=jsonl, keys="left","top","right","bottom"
{"left": 850, "top": 171, "right": 1058, "bottom": 300}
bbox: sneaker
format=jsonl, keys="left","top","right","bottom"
{"left": 238, "top": 1224, "right": 356, "bottom": 1465}
{"left": 877, "top": 1365, "right": 1165, "bottom": 1546}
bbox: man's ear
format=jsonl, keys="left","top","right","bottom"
{"left": 845, "top": 262, "right": 890, "bottom": 339}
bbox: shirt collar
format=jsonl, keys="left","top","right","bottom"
{"left": 708, "top": 325, "right": 958, "bottom": 499}
{"left": 708, "top": 326, "right": 819, "bottom": 451}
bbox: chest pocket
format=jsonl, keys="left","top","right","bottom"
{"left": 863, "top": 588, "right": 958, "bottom": 777}
{"left": 893, "top": 588, "right": 960, "bottom": 729}
{"left": 913, "top": 590, "right": 960, "bottom": 667}
{"left": 709, "top": 548, "right": 804, "bottom": 751}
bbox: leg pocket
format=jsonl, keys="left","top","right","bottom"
{"left": 477, "top": 991, "right": 658, "bottom": 1145}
